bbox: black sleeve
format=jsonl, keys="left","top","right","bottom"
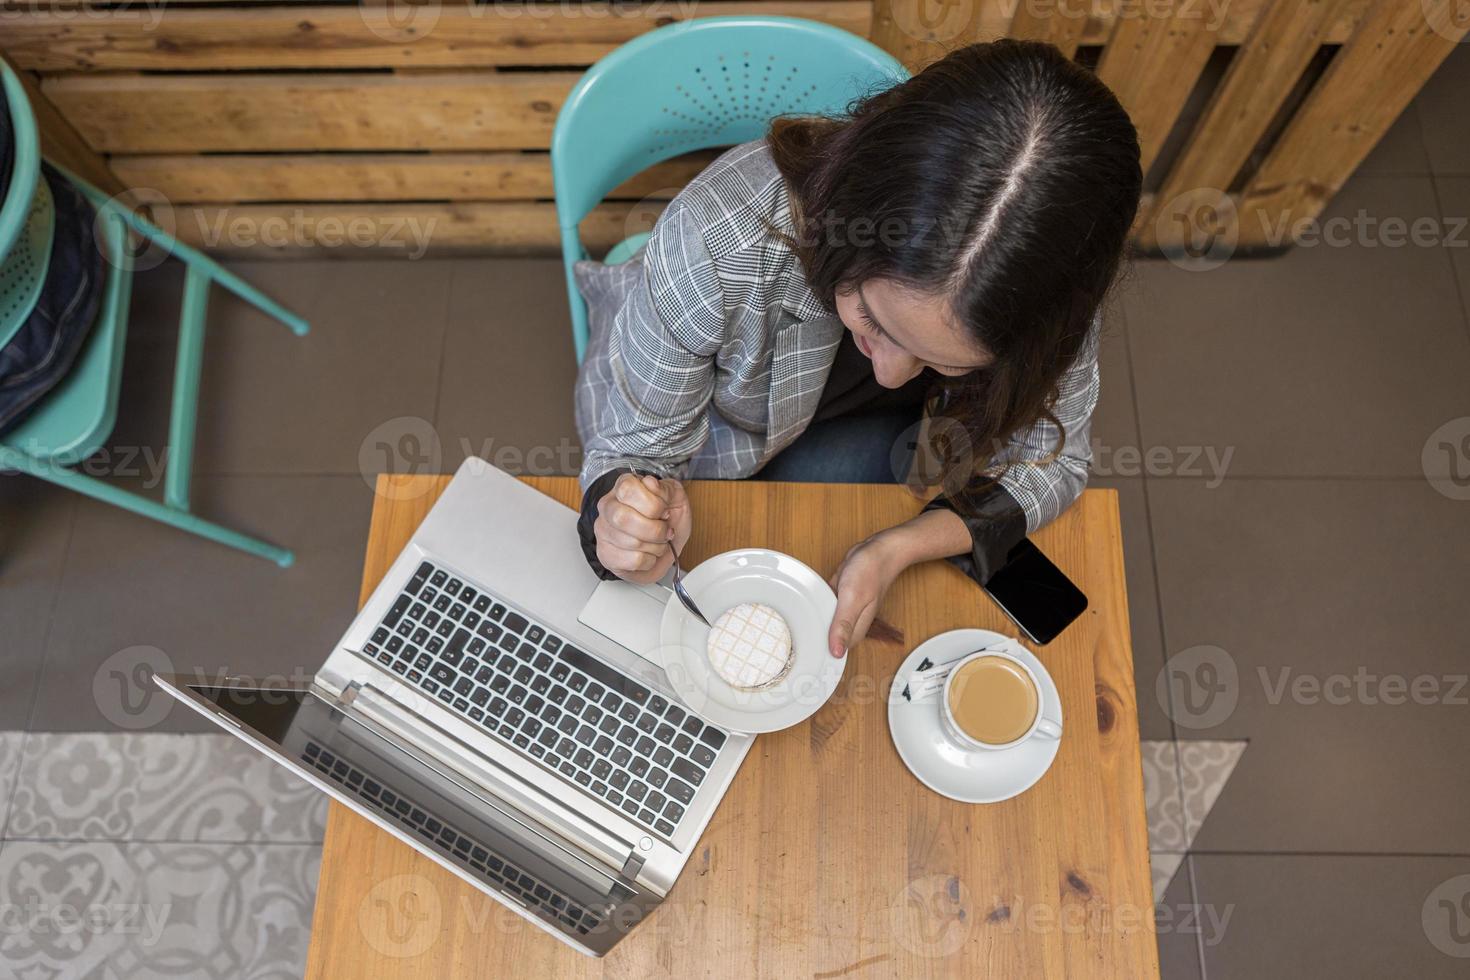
{"left": 577, "top": 468, "right": 635, "bottom": 581}
{"left": 922, "top": 483, "right": 1028, "bottom": 587}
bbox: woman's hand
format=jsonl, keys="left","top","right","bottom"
{"left": 827, "top": 530, "right": 911, "bottom": 658}
{"left": 593, "top": 472, "right": 692, "bottom": 585}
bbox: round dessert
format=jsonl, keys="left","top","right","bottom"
{"left": 705, "top": 601, "right": 794, "bottom": 691}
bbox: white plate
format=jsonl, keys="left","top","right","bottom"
{"left": 657, "top": 548, "right": 842, "bottom": 734}
{"left": 888, "top": 629, "right": 1063, "bottom": 804}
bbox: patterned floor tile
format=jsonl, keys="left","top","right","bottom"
{"left": 1141, "top": 739, "right": 1188, "bottom": 853}
{"left": 6, "top": 733, "right": 327, "bottom": 844}
{"left": 1151, "top": 851, "right": 1186, "bottom": 905}
{"left": 0, "top": 732, "right": 24, "bottom": 835}
{"left": 1177, "top": 740, "right": 1247, "bottom": 845}
{"left": 0, "top": 840, "right": 320, "bottom": 980}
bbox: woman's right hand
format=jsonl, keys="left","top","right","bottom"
{"left": 593, "top": 472, "right": 692, "bottom": 584}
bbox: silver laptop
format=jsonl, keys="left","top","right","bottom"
{"left": 153, "top": 457, "right": 753, "bottom": 957}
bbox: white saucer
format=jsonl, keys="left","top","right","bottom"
{"left": 658, "top": 548, "right": 842, "bottom": 734}
{"left": 887, "top": 629, "right": 1063, "bottom": 804}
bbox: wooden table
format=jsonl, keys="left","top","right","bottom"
{"left": 304, "top": 476, "right": 1158, "bottom": 978}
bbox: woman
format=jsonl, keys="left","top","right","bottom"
{"left": 573, "top": 39, "right": 1141, "bottom": 658}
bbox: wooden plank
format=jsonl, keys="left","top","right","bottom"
{"left": 1007, "top": 0, "right": 1092, "bottom": 58}
{"left": 0, "top": 57, "right": 122, "bottom": 193}
{"left": 166, "top": 200, "right": 655, "bottom": 256}
{"left": 1143, "top": 0, "right": 1347, "bottom": 251}
{"left": 6, "top": 0, "right": 1373, "bottom": 77}
{"left": 869, "top": 0, "right": 1013, "bottom": 70}
{"left": 109, "top": 151, "right": 715, "bottom": 203}
{"left": 41, "top": 71, "right": 576, "bottom": 152}
{"left": 0, "top": 2, "right": 873, "bottom": 71}
{"left": 1237, "top": 0, "right": 1468, "bottom": 248}
{"left": 1094, "top": 3, "right": 1221, "bottom": 175}
{"left": 306, "top": 477, "right": 1157, "bottom": 978}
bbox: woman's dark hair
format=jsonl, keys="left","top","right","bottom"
{"left": 767, "top": 39, "right": 1141, "bottom": 496}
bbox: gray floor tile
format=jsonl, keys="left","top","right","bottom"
{"left": 1191, "top": 855, "right": 1470, "bottom": 979}
{"left": 7, "top": 732, "right": 326, "bottom": 843}
{"left": 0, "top": 478, "right": 73, "bottom": 726}
{"left": 1175, "top": 739, "right": 1246, "bottom": 847}
{"left": 30, "top": 475, "right": 372, "bottom": 733}
{"left": 1092, "top": 302, "right": 1141, "bottom": 460}
{"left": 108, "top": 259, "right": 453, "bottom": 478}
{"left": 0, "top": 732, "right": 23, "bottom": 835}
{"left": 1432, "top": 175, "right": 1470, "bottom": 331}
{"left": 435, "top": 257, "right": 583, "bottom": 475}
{"left": 1156, "top": 855, "right": 1204, "bottom": 980}
{"left": 1417, "top": 45, "right": 1470, "bottom": 176}
{"left": 1148, "top": 478, "right": 1470, "bottom": 853}
{"left": 1356, "top": 101, "right": 1431, "bottom": 177}
{"left": 0, "top": 839, "right": 320, "bottom": 979}
{"left": 1124, "top": 176, "right": 1470, "bottom": 478}
{"left": 1090, "top": 477, "right": 1172, "bottom": 739}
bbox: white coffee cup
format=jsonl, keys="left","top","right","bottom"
{"left": 940, "top": 649, "right": 1063, "bottom": 751}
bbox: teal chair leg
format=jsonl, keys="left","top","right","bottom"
{"left": 2, "top": 164, "right": 309, "bottom": 566}
{"left": 0, "top": 446, "right": 295, "bottom": 567}
{"left": 60, "top": 164, "right": 310, "bottom": 338}
{"left": 164, "top": 264, "right": 210, "bottom": 511}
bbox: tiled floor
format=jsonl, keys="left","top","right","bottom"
{"left": 1, "top": 47, "right": 1467, "bottom": 979}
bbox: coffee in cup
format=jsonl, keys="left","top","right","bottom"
{"left": 940, "top": 649, "right": 1061, "bottom": 750}
{"left": 947, "top": 655, "right": 1038, "bottom": 744}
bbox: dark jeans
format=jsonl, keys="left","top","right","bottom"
{"left": 0, "top": 165, "right": 106, "bottom": 435}
{"left": 755, "top": 410, "right": 921, "bottom": 484}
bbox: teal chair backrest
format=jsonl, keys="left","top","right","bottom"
{"left": 552, "top": 16, "right": 907, "bottom": 362}
{"left": 0, "top": 61, "right": 52, "bottom": 350}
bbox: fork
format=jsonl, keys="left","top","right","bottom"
{"left": 667, "top": 537, "right": 711, "bottom": 627}
{"left": 629, "top": 467, "right": 711, "bottom": 627}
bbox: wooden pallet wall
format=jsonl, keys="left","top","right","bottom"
{"left": 2, "top": 0, "right": 1464, "bottom": 256}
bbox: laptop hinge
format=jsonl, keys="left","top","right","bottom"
{"left": 619, "top": 852, "right": 646, "bottom": 886}
{"left": 344, "top": 681, "right": 636, "bottom": 885}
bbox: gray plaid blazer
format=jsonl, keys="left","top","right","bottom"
{"left": 573, "top": 140, "right": 1100, "bottom": 542}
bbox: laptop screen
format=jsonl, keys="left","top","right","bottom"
{"left": 192, "top": 684, "right": 658, "bottom": 956}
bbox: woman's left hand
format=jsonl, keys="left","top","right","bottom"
{"left": 827, "top": 531, "right": 910, "bottom": 658}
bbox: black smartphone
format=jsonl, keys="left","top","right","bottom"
{"left": 981, "top": 538, "right": 1088, "bottom": 644}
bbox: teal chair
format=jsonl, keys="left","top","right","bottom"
{"left": 552, "top": 16, "right": 908, "bottom": 363}
{"left": 0, "top": 61, "right": 308, "bottom": 566}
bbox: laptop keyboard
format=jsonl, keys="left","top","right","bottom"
{"left": 304, "top": 740, "right": 603, "bottom": 936}
{"left": 362, "top": 560, "right": 729, "bottom": 839}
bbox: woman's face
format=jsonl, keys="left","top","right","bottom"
{"left": 835, "top": 279, "right": 992, "bottom": 387}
